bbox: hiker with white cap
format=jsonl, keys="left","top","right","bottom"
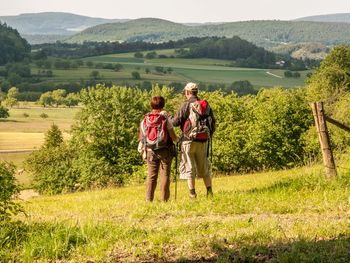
{"left": 172, "top": 82, "right": 216, "bottom": 198}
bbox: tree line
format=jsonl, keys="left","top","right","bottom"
{"left": 0, "top": 23, "right": 31, "bottom": 65}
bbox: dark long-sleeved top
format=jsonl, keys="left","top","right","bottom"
{"left": 172, "top": 95, "right": 216, "bottom": 141}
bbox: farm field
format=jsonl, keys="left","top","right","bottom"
{"left": 26, "top": 49, "right": 309, "bottom": 88}
{"left": 79, "top": 50, "right": 310, "bottom": 88}
{"left": 7, "top": 165, "right": 350, "bottom": 262}
{"left": 0, "top": 104, "right": 79, "bottom": 187}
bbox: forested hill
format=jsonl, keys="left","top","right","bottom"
{"left": 0, "top": 12, "right": 128, "bottom": 36}
{"left": 295, "top": 13, "right": 350, "bottom": 23}
{"left": 66, "top": 18, "right": 350, "bottom": 48}
{"left": 0, "top": 23, "right": 30, "bottom": 65}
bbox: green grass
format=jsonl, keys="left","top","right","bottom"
{"left": 0, "top": 105, "right": 80, "bottom": 133}
{"left": 0, "top": 104, "right": 78, "bottom": 187}
{"left": 3, "top": 165, "right": 349, "bottom": 262}
{"left": 28, "top": 49, "right": 311, "bottom": 89}
{"left": 0, "top": 152, "right": 32, "bottom": 187}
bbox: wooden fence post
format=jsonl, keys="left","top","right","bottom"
{"left": 311, "top": 102, "right": 337, "bottom": 178}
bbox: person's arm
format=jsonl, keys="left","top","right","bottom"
{"left": 171, "top": 102, "right": 187, "bottom": 127}
{"left": 168, "top": 127, "right": 178, "bottom": 143}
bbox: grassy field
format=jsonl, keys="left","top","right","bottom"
{"left": 0, "top": 104, "right": 79, "bottom": 187}
{"left": 29, "top": 49, "right": 310, "bottom": 88}
{"left": 2, "top": 165, "right": 349, "bottom": 262}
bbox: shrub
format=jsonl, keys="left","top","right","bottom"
{"left": 134, "top": 52, "right": 143, "bottom": 58}
{"left": 40, "top": 113, "right": 48, "bottom": 118}
{"left": 0, "top": 106, "right": 9, "bottom": 118}
{"left": 0, "top": 162, "right": 22, "bottom": 222}
{"left": 22, "top": 112, "right": 29, "bottom": 118}
{"left": 25, "top": 143, "right": 77, "bottom": 194}
{"left": 70, "top": 85, "right": 149, "bottom": 188}
{"left": 44, "top": 123, "right": 63, "bottom": 148}
{"left": 145, "top": 51, "right": 157, "bottom": 59}
{"left": 131, "top": 71, "right": 141, "bottom": 80}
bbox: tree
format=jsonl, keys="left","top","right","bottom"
{"left": 145, "top": 68, "right": 150, "bottom": 74}
{"left": 51, "top": 89, "right": 66, "bottom": 107}
{"left": 44, "top": 123, "right": 63, "bottom": 148}
{"left": 7, "top": 73, "right": 22, "bottom": 86}
{"left": 131, "top": 71, "right": 141, "bottom": 80}
{"left": 229, "top": 80, "right": 256, "bottom": 96}
{"left": 90, "top": 70, "right": 101, "bottom": 80}
{"left": 155, "top": 66, "right": 165, "bottom": 74}
{"left": 0, "top": 161, "right": 22, "bottom": 222}
{"left": 0, "top": 105, "right": 9, "bottom": 118}
{"left": 284, "top": 70, "right": 293, "bottom": 78}
{"left": 64, "top": 93, "right": 79, "bottom": 107}
{"left": 0, "top": 88, "right": 6, "bottom": 103}
{"left": 86, "top": 61, "right": 94, "bottom": 68}
{"left": 3, "top": 87, "right": 19, "bottom": 108}
{"left": 39, "top": 91, "right": 54, "bottom": 107}
{"left": 307, "top": 45, "right": 350, "bottom": 104}
{"left": 0, "top": 23, "right": 31, "bottom": 65}
{"left": 25, "top": 143, "right": 77, "bottom": 194}
{"left": 70, "top": 84, "right": 148, "bottom": 188}
{"left": 134, "top": 52, "right": 144, "bottom": 58}
{"left": 145, "top": 51, "right": 157, "bottom": 59}
{"left": 293, "top": 72, "right": 301, "bottom": 78}
{"left": 114, "top": 64, "right": 123, "bottom": 72}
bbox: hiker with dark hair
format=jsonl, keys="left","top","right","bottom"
{"left": 172, "top": 83, "right": 216, "bottom": 198}
{"left": 139, "top": 96, "right": 178, "bottom": 202}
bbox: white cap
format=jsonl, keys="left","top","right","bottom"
{"left": 183, "top": 82, "right": 198, "bottom": 92}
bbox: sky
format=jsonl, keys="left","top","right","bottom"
{"left": 1, "top": 0, "right": 350, "bottom": 23}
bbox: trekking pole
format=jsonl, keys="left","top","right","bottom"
{"left": 210, "top": 136, "right": 213, "bottom": 164}
{"left": 174, "top": 143, "right": 178, "bottom": 200}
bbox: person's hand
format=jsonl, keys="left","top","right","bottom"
{"left": 160, "top": 110, "right": 169, "bottom": 118}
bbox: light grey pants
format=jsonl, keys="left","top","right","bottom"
{"left": 179, "top": 141, "right": 211, "bottom": 180}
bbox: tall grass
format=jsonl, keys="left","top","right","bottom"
{"left": 2, "top": 165, "right": 350, "bottom": 262}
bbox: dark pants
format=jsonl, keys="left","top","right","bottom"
{"left": 146, "top": 148, "right": 173, "bottom": 202}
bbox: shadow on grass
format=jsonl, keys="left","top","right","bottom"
{"left": 0, "top": 119, "right": 21, "bottom": 123}
{"left": 173, "top": 236, "right": 350, "bottom": 262}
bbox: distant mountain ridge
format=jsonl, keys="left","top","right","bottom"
{"left": 66, "top": 18, "right": 350, "bottom": 48}
{"left": 2, "top": 12, "right": 350, "bottom": 47}
{"left": 0, "top": 12, "right": 128, "bottom": 36}
{"left": 295, "top": 13, "right": 350, "bottom": 23}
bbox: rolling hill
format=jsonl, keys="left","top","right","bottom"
{"left": 66, "top": 18, "right": 350, "bottom": 48}
{"left": 296, "top": 13, "right": 350, "bottom": 23}
{"left": 0, "top": 12, "right": 128, "bottom": 44}
{"left": 3, "top": 12, "right": 350, "bottom": 48}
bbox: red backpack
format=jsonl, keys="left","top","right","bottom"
{"left": 140, "top": 113, "right": 169, "bottom": 150}
{"left": 183, "top": 99, "right": 213, "bottom": 141}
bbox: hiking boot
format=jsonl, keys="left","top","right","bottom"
{"left": 206, "top": 186, "right": 213, "bottom": 198}
{"left": 189, "top": 189, "right": 197, "bottom": 199}
{"left": 189, "top": 192, "right": 197, "bottom": 199}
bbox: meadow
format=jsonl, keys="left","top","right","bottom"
{"left": 0, "top": 103, "right": 79, "bottom": 187}
{"left": 3, "top": 164, "right": 349, "bottom": 262}
{"left": 25, "top": 49, "right": 310, "bottom": 89}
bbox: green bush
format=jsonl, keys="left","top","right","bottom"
{"left": 70, "top": 85, "right": 148, "bottom": 187}
{"left": 0, "top": 105, "right": 9, "bottom": 118}
{"left": 0, "top": 162, "right": 22, "bottom": 221}
{"left": 40, "top": 113, "right": 48, "bottom": 118}
{"left": 204, "top": 88, "right": 313, "bottom": 172}
{"left": 26, "top": 144, "right": 77, "bottom": 194}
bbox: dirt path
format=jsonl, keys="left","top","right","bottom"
{"left": 266, "top": 71, "right": 283, "bottom": 79}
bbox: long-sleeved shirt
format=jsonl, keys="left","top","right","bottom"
{"left": 172, "top": 95, "right": 216, "bottom": 141}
